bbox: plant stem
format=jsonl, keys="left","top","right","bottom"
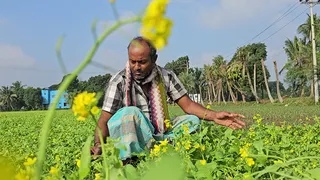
{"left": 34, "top": 16, "right": 141, "bottom": 180}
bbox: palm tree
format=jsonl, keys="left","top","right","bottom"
{"left": 10, "top": 81, "right": 26, "bottom": 110}
{"left": 0, "top": 86, "right": 17, "bottom": 111}
{"left": 298, "top": 14, "right": 320, "bottom": 43}
{"left": 235, "top": 47, "right": 260, "bottom": 102}
{"left": 281, "top": 36, "right": 312, "bottom": 97}
{"left": 297, "top": 13, "right": 320, "bottom": 97}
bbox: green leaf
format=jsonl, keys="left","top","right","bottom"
{"left": 307, "top": 168, "right": 320, "bottom": 180}
{"left": 224, "top": 128, "right": 233, "bottom": 138}
{"left": 78, "top": 135, "right": 93, "bottom": 180}
{"left": 199, "top": 126, "right": 208, "bottom": 138}
{"left": 253, "top": 140, "right": 264, "bottom": 153}
{"left": 124, "top": 164, "right": 139, "bottom": 180}
{"left": 141, "top": 152, "right": 185, "bottom": 180}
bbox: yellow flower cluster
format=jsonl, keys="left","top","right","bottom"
{"left": 23, "top": 157, "right": 37, "bottom": 166}
{"left": 140, "top": 0, "right": 173, "bottom": 50}
{"left": 253, "top": 114, "right": 262, "bottom": 126}
{"left": 150, "top": 139, "right": 168, "bottom": 158}
{"left": 164, "top": 119, "right": 172, "bottom": 130}
{"left": 239, "top": 145, "right": 255, "bottom": 167}
{"left": 246, "top": 158, "right": 255, "bottom": 166}
{"left": 182, "top": 124, "right": 189, "bottom": 134}
{"left": 72, "top": 91, "right": 99, "bottom": 121}
{"left": 15, "top": 155, "right": 37, "bottom": 180}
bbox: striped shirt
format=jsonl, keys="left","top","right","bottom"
{"left": 102, "top": 66, "right": 187, "bottom": 120}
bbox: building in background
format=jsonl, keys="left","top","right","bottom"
{"left": 41, "top": 89, "right": 70, "bottom": 109}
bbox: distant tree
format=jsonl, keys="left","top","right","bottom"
{"left": 231, "top": 43, "right": 269, "bottom": 100}
{"left": 164, "top": 56, "right": 189, "bottom": 76}
{"left": 178, "top": 71, "right": 195, "bottom": 94}
{"left": 23, "top": 87, "right": 42, "bottom": 110}
{"left": 49, "top": 74, "right": 80, "bottom": 92}
{"left": 10, "top": 81, "right": 26, "bottom": 110}
{"left": 0, "top": 86, "right": 17, "bottom": 111}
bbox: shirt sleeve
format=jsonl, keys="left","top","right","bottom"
{"left": 167, "top": 71, "right": 188, "bottom": 101}
{"left": 101, "top": 73, "right": 123, "bottom": 114}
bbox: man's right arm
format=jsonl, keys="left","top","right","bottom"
{"left": 91, "top": 110, "right": 113, "bottom": 156}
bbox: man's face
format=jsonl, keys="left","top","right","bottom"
{"left": 128, "top": 42, "right": 155, "bottom": 80}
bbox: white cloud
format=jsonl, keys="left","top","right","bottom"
{"left": 0, "top": 44, "right": 35, "bottom": 67}
{"left": 197, "top": 0, "right": 295, "bottom": 29}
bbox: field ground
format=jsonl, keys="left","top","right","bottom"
{"left": 0, "top": 101, "right": 320, "bottom": 178}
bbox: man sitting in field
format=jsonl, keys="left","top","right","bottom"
{"left": 91, "top": 36, "right": 246, "bottom": 163}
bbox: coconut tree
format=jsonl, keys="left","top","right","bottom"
{"left": 281, "top": 36, "right": 312, "bottom": 97}
{"left": 297, "top": 13, "right": 320, "bottom": 97}
{"left": 0, "top": 86, "right": 17, "bottom": 111}
{"left": 235, "top": 47, "right": 260, "bottom": 103}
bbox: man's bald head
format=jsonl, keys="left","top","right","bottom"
{"left": 127, "top": 36, "right": 158, "bottom": 80}
{"left": 127, "top": 36, "right": 157, "bottom": 61}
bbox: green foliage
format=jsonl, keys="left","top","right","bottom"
{"left": 164, "top": 55, "right": 189, "bottom": 76}
{"left": 231, "top": 43, "right": 269, "bottom": 95}
{"left": 23, "top": 87, "right": 43, "bottom": 110}
{"left": 1, "top": 109, "right": 320, "bottom": 179}
{"left": 178, "top": 71, "right": 195, "bottom": 93}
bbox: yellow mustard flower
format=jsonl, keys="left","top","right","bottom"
{"left": 175, "top": 147, "right": 179, "bottom": 151}
{"left": 239, "top": 147, "right": 248, "bottom": 158}
{"left": 76, "top": 159, "right": 80, "bottom": 168}
{"left": 159, "top": 139, "right": 168, "bottom": 146}
{"left": 49, "top": 166, "right": 59, "bottom": 176}
{"left": 182, "top": 124, "right": 189, "bottom": 134}
{"left": 199, "top": 159, "right": 207, "bottom": 166}
{"left": 246, "top": 158, "right": 255, "bottom": 166}
{"left": 15, "top": 171, "right": 29, "bottom": 180}
{"left": 164, "top": 119, "right": 172, "bottom": 129}
{"left": 90, "top": 106, "right": 100, "bottom": 115}
{"left": 72, "top": 91, "right": 98, "bottom": 121}
{"left": 184, "top": 141, "right": 191, "bottom": 150}
{"left": 194, "top": 143, "right": 200, "bottom": 149}
{"left": 150, "top": 144, "right": 161, "bottom": 158}
{"left": 200, "top": 145, "right": 206, "bottom": 151}
{"left": 140, "top": 0, "right": 172, "bottom": 50}
{"left": 95, "top": 173, "right": 101, "bottom": 180}
{"left": 15, "top": 168, "right": 34, "bottom": 180}
{"left": 24, "top": 157, "right": 37, "bottom": 166}
{"left": 206, "top": 105, "right": 211, "bottom": 109}
{"left": 162, "top": 147, "right": 167, "bottom": 152}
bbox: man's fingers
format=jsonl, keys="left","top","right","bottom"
{"left": 234, "top": 119, "right": 246, "bottom": 126}
{"left": 232, "top": 121, "right": 244, "bottom": 129}
{"left": 229, "top": 113, "right": 245, "bottom": 119}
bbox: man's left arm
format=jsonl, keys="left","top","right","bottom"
{"left": 176, "top": 95, "right": 246, "bottom": 130}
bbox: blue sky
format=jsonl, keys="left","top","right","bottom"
{"left": 0, "top": 0, "right": 318, "bottom": 88}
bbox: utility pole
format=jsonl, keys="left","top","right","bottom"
{"left": 300, "top": 0, "right": 319, "bottom": 104}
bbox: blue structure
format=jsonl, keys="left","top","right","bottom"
{"left": 41, "top": 89, "right": 70, "bottom": 109}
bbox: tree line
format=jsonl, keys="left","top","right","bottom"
{"left": 0, "top": 74, "right": 111, "bottom": 111}
{"left": 165, "top": 14, "right": 320, "bottom": 104}
{"left": 1, "top": 13, "right": 319, "bottom": 111}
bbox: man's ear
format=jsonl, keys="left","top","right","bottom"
{"left": 153, "top": 54, "right": 158, "bottom": 63}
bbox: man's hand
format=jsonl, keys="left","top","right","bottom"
{"left": 91, "top": 144, "right": 102, "bottom": 159}
{"left": 213, "top": 112, "right": 246, "bottom": 130}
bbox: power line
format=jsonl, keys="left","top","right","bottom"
{"left": 245, "top": 2, "right": 299, "bottom": 44}
{"left": 225, "top": 2, "right": 300, "bottom": 59}
{"left": 261, "top": 7, "right": 308, "bottom": 42}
